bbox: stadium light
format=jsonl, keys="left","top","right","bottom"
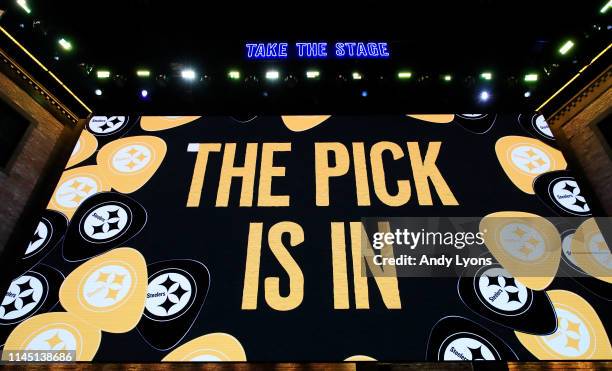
{"left": 265, "top": 70, "right": 279, "bottom": 80}
{"left": 58, "top": 38, "right": 72, "bottom": 51}
{"left": 443, "top": 74, "right": 452, "bottom": 81}
{"left": 136, "top": 69, "right": 151, "bottom": 77}
{"left": 479, "top": 90, "right": 490, "bottom": 102}
{"left": 16, "top": 0, "right": 31, "bottom": 14}
{"left": 181, "top": 69, "right": 196, "bottom": 80}
{"left": 559, "top": 40, "right": 575, "bottom": 55}
{"left": 94, "top": 89, "right": 102, "bottom": 96}
{"left": 480, "top": 72, "right": 492, "bottom": 80}
{"left": 96, "top": 70, "right": 110, "bottom": 79}
{"left": 228, "top": 70, "right": 240, "bottom": 79}
{"left": 524, "top": 73, "right": 538, "bottom": 82}
{"left": 140, "top": 89, "right": 148, "bottom": 98}
{"left": 601, "top": 0, "right": 611, "bottom": 13}
{"left": 306, "top": 70, "right": 320, "bottom": 79}
{"left": 397, "top": 71, "right": 412, "bottom": 79}
{"left": 352, "top": 72, "right": 362, "bottom": 80}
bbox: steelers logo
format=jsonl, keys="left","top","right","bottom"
{"left": 111, "top": 144, "right": 153, "bottom": 173}
{"left": 4, "top": 312, "right": 101, "bottom": 360}
{"left": 533, "top": 115, "right": 554, "bottom": 139}
{"left": 587, "top": 233, "right": 612, "bottom": 270}
{"left": 81, "top": 265, "right": 133, "bottom": 309}
{"left": 79, "top": 202, "right": 131, "bottom": 243}
{"left": 510, "top": 145, "right": 551, "bottom": 175}
{"left": 25, "top": 328, "right": 77, "bottom": 351}
{"left": 499, "top": 223, "right": 546, "bottom": 262}
{"left": 60, "top": 248, "right": 147, "bottom": 333}
{"left": 541, "top": 308, "right": 591, "bottom": 357}
{"left": 475, "top": 267, "right": 531, "bottom": 315}
{"left": 496, "top": 136, "right": 567, "bottom": 194}
{"left": 0, "top": 273, "right": 46, "bottom": 324}
{"left": 550, "top": 178, "right": 590, "bottom": 215}
{"left": 144, "top": 269, "right": 195, "bottom": 321}
{"left": 54, "top": 176, "right": 98, "bottom": 209}
{"left": 439, "top": 333, "right": 499, "bottom": 360}
{"left": 515, "top": 290, "right": 611, "bottom": 359}
{"left": 24, "top": 218, "right": 52, "bottom": 258}
{"left": 88, "top": 116, "right": 127, "bottom": 135}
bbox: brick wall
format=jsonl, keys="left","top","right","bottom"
{"left": 0, "top": 71, "right": 66, "bottom": 253}
{"left": 557, "top": 89, "right": 612, "bottom": 215}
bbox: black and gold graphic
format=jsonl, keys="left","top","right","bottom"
{"left": 426, "top": 316, "right": 518, "bottom": 361}
{"left": 59, "top": 248, "right": 147, "bottom": 333}
{"left": 86, "top": 116, "right": 138, "bottom": 146}
{"left": 62, "top": 192, "right": 147, "bottom": 262}
{"left": 515, "top": 290, "right": 611, "bottom": 359}
{"left": 458, "top": 262, "right": 557, "bottom": 334}
{"left": 0, "top": 265, "right": 64, "bottom": 345}
{"left": 517, "top": 113, "right": 556, "bottom": 145}
{"left": 2, "top": 114, "right": 609, "bottom": 362}
{"left": 18, "top": 210, "right": 67, "bottom": 275}
{"left": 533, "top": 170, "right": 592, "bottom": 217}
{"left": 137, "top": 259, "right": 210, "bottom": 350}
{"left": 4, "top": 312, "right": 101, "bottom": 361}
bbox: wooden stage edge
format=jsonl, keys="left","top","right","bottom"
{"left": 0, "top": 362, "right": 611, "bottom": 370}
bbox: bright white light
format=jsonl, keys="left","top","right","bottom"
{"left": 141, "top": 89, "right": 148, "bottom": 98}
{"left": 352, "top": 72, "right": 362, "bottom": 80}
{"left": 228, "top": 71, "right": 240, "bottom": 79}
{"left": 480, "top": 72, "right": 492, "bottom": 80}
{"left": 16, "top": 0, "right": 31, "bottom": 14}
{"left": 601, "top": 0, "right": 611, "bottom": 13}
{"left": 306, "top": 70, "right": 320, "bottom": 79}
{"left": 58, "top": 38, "right": 72, "bottom": 51}
{"left": 479, "top": 90, "right": 490, "bottom": 101}
{"left": 94, "top": 89, "right": 102, "bottom": 96}
{"left": 266, "top": 70, "right": 279, "bottom": 80}
{"left": 524, "top": 74, "right": 538, "bottom": 82}
{"left": 181, "top": 69, "right": 196, "bottom": 80}
{"left": 96, "top": 70, "right": 110, "bottom": 79}
{"left": 559, "top": 40, "right": 574, "bottom": 55}
{"left": 524, "top": 91, "right": 531, "bottom": 98}
{"left": 397, "top": 71, "right": 412, "bottom": 79}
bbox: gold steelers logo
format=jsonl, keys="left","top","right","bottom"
{"left": 515, "top": 290, "right": 611, "bottom": 359}
{"left": 47, "top": 166, "right": 110, "bottom": 219}
{"left": 281, "top": 115, "right": 331, "bottom": 132}
{"left": 59, "top": 248, "right": 147, "bottom": 333}
{"left": 97, "top": 136, "right": 167, "bottom": 193}
{"left": 112, "top": 144, "right": 152, "bottom": 173}
{"left": 66, "top": 130, "right": 98, "bottom": 169}
{"left": 162, "top": 333, "right": 247, "bottom": 362}
{"left": 480, "top": 211, "right": 561, "bottom": 290}
{"left": 4, "top": 312, "right": 101, "bottom": 361}
{"left": 407, "top": 114, "right": 455, "bottom": 123}
{"left": 495, "top": 136, "right": 567, "bottom": 194}
{"left": 140, "top": 116, "right": 201, "bottom": 131}
{"left": 570, "top": 218, "right": 612, "bottom": 284}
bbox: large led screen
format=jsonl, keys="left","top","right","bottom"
{"left": 0, "top": 114, "right": 610, "bottom": 362}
